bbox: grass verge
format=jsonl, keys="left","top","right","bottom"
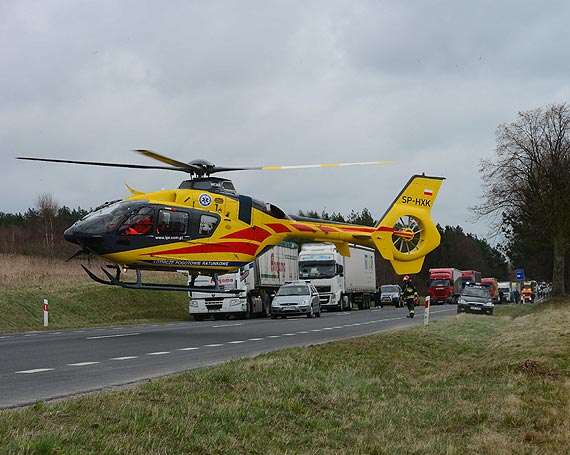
{"left": 1, "top": 301, "right": 569, "bottom": 454}
{"left": 0, "top": 255, "right": 191, "bottom": 332}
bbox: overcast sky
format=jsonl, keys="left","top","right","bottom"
{"left": 2, "top": 1, "right": 570, "bottom": 240}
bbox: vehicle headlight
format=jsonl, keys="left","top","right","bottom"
{"left": 458, "top": 298, "right": 466, "bottom": 304}
{"left": 485, "top": 301, "right": 494, "bottom": 306}
{"left": 272, "top": 299, "right": 280, "bottom": 307}
{"left": 189, "top": 300, "right": 198, "bottom": 308}
{"left": 299, "top": 299, "right": 309, "bottom": 307}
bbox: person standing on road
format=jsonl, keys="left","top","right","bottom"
{"left": 401, "top": 275, "right": 417, "bottom": 318}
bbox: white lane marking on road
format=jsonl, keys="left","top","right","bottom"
{"left": 283, "top": 333, "right": 296, "bottom": 336}
{"left": 178, "top": 347, "right": 199, "bottom": 351}
{"left": 248, "top": 338, "right": 263, "bottom": 341}
{"left": 267, "top": 335, "right": 281, "bottom": 338}
{"left": 228, "top": 340, "right": 246, "bottom": 344}
{"left": 296, "top": 331, "right": 310, "bottom": 334}
{"left": 204, "top": 344, "right": 224, "bottom": 347}
{"left": 86, "top": 333, "right": 141, "bottom": 340}
{"left": 68, "top": 362, "right": 100, "bottom": 366}
{"left": 0, "top": 336, "right": 13, "bottom": 339}
{"left": 213, "top": 323, "right": 244, "bottom": 328}
{"left": 110, "top": 356, "right": 138, "bottom": 361}
{"left": 146, "top": 352, "right": 170, "bottom": 356}
{"left": 15, "top": 368, "right": 54, "bottom": 374}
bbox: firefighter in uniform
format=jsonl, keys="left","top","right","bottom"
{"left": 401, "top": 275, "right": 418, "bottom": 318}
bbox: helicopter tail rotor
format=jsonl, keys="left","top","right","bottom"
{"left": 371, "top": 174, "right": 445, "bottom": 275}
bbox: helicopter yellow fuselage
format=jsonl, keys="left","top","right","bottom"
{"left": 96, "top": 174, "right": 444, "bottom": 276}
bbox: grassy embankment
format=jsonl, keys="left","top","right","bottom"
{"left": 0, "top": 254, "right": 191, "bottom": 332}
{"left": 1, "top": 255, "right": 569, "bottom": 454}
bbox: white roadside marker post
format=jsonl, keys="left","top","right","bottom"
{"left": 423, "top": 296, "right": 430, "bottom": 326}
{"left": 43, "top": 299, "right": 49, "bottom": 327}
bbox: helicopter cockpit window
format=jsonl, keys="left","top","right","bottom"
{"left": 199, "top": 214, "right": 218, "bottom": 236}
{"left": 119, "top": 207, "right": 155, "bottom": 236}
{"left": 222, "top": 180, "right": 236, "bottom": 193}
{"left": 157, "top": 210, "right": 188, "bottom": 236}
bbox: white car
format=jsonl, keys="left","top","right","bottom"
{"left": 271, "top": 281, "right": 321, "bottom": 318}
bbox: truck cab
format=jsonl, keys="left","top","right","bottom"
{"left": 428, "top": 268, "right": 462, "bottom": 304}
{"left": 481, "top": 277, "right": 499, "bottom": 303}
{"left": 298, "top": 242, "right": 376, "bottom": 311}
{"left": 299, "top": 243, "right": 348, "bottom": 311}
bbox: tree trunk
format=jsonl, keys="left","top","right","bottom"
{"left": 552, "top": 236, "right": 566, "bottom": 295}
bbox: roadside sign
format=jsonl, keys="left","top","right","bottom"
{"left": 43, "top": 299, "right": 49, "bottom": 327}
{"left": 516, "top": 269, "right": 525, "bottom": 281}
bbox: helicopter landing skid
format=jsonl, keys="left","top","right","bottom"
{"left": 80, "top": 265, "right": 241, "bottom": 294}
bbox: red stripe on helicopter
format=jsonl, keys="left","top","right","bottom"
{"left": 376, "top": 226, "right": 394, "bottom": 232}
{"left": 221, "top": 226, "right": 272, "bottom": 242}
{"left": 317, "top": 225, "right": 338, "bottom": 233}
{"left": 291, "top": 223, "right": 317, "bottom": 232}
{"left": 147, "top": 242, "right": 259, "bottom": 257}
{"left": 266, "top": 223, "right": 291, "bottom": 233}
{"left": 338, "top": 226, "right": 376, "bottom": 233}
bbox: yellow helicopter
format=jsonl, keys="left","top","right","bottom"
{"left": 17, "top": 150, "right": 444, "bottom": 292}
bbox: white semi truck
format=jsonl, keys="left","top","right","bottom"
{"left": 298, "top": 243, "right": 376, "bottom": 310}
{"left": 189, "top": 242, "right": 299, "bottom": 320}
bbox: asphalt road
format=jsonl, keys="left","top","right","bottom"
{"left": 0, "top": 305, "right": 456, "bottom": 409}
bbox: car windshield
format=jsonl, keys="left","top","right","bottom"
{"left": 381, "top": 285, "right": 398, "bottom": 293}
{"left": 277, "top": 285, "right": 309, "bottom": 296}
{"left": 462, "top": 288, "right": 490, "bottom": 298}
{"left": 431, "top": 279, "right": 451, "bottom": 287}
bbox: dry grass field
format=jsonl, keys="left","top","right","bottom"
{"left": 0, "top": 254, "right": 90, "bottom": 289}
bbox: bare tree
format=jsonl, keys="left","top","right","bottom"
{"left": 36, "top": 193, "right": 59, "bottom": 255}
{"left": 474, "top": 103, "right": 570, "bottom": 295}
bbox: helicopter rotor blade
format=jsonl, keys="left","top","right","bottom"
{"left": 134, "top": 150, "right": 262, "bottom": 175}
{"left": 134, "top": 149, "right": 199, "bottom": 173}
{"left": 260, "top": 161, "right": 397, "bottom": 171}
{"left": 16, "top": 156, "right": 178, "bottom": 172}
{"left": 18, "top": 151, "right": 397, "bottom": 177}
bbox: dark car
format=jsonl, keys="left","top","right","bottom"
{"left": 380, "top": 284, "right": 403, "bottom": 307}
{"left": 271, "top": 281, "right": 321, "bottom": 318}
{"left": 457, "top": 286, "right": 494, "bottom": 315}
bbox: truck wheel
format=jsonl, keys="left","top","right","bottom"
{"left": 261, "top": 294, "right": 271, "bottom": 318}
{"left": 241, "top": 298, "right": 251, "bottom": 319}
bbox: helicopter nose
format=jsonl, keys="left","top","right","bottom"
{"left": 64, "top": 225, "right": 79, "bottom": 245}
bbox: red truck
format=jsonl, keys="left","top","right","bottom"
{"left": 428, "top": 268, "right": 463, "bottom": 304}
{"left": 461, "top": 270, "right": 482, "bottom": 288}
{"left": 481, "top": 277, "right": 499, "bottom": 303}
